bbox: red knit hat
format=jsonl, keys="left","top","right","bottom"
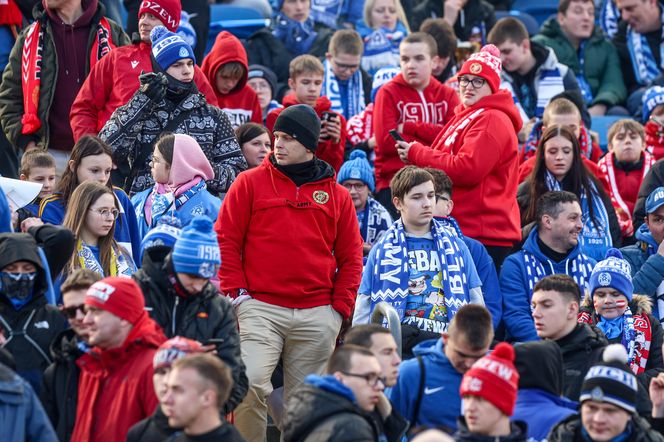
{"left": 459, "top": 342, "right": 519, "bottom": 416}
{"left": 138, "top": 0, "right": 181, "bottom": 32}
{"left": 85, "top": 277, "right": 146, "bottom": 325}
{"left": 153, "top": 336, "right": 204, "bottom": 370}
{"left": 457, "top": 44, "right": 502, "bottom": 93}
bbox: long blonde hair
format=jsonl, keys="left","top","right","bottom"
{"left": 363, "top": 0, "right": 411, "bottom": 32}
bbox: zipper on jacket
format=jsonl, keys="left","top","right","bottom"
{"left": 171, "top": 296, "right": 180, "bottom": 336}
{"left": 417, "top": 90, "right": 431, "bottom": 122}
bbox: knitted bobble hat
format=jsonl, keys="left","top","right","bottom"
{"left": 171, "top": 216, "right": 220, "bottom": 279}
{"left": 153, "top": 336, "right": 203, "bottom": 370}
{"left": 580, "top": 344, "right": 638, "bottom": 414}
{"left": 151, "top": 25, "right": 196, "bottom": 70}
{"left": 337, "top": 150, "right": 375, "bottom": 192}
{"left": 642, "top": 86, "right": 664, "bottom": 122}
{"left": 457, "top": 44, "right": 502, "bottom": 93}
{"left": 85, "top": 277, "right": 146, "bottom": 325}
{"left": 139, "top": 0, "right": 181, "bottom": 32}
{"left": 589, "top": 248, "right": 634, "bottom": 301}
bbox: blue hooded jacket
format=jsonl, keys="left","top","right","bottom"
{"left": 512, "top": 389, "right": 577, "bottom": 442}
{"left": 389, "top": 338, "right": 463, "bottom": 430}
{"left": 500, "top": 227, "right": 596, "bottom": 342}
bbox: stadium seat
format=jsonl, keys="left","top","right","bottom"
{"left": 495, "top": 10, "right": 540, "bottom": 36}
{"left": 591, "top": 115, "right": 632, "bottom": 153}
{"left": 511, "top": 0, "right": 557, "bottom": 26}
{"left": 206, "top": 5, "right": 271, "bottom": 54}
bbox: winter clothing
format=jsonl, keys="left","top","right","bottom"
{"left": 356, "top": 20, "right": 407, "bottom": 77}
{"left": 373, "top": 73, "right": 459, "bottom": 191}
{"left": 39, "top": 187, "right": 142, "bottom": 261}
{"left": 172, "top": 217, "right": 221, "bottom": 278}
{"left": 643, "top": 86, "right": 664, "bottom": 121}
{"left": 126, "top": 406, "right": 174, "bottom": 442}
{"left": 133, "top": 249, "right": 248, "bottom": 414}
{"left": 532, "top": 19, "right": 627, "bottom": 108}
{"left": 337, "top": 149, "right": 374, "bottom": 192}
{"left": 138, "top": 0, "right": 180, "bottom": 32}
{"left": 0, "top": 0, "right": 129, "bottom": 151}
{"left": 409, "top": 0, "right": 496, "bottom": 43}
{"left": 647, "top": 185, "right": 664, "bottom": 213}
{"left": 408, "top": 90, "right": 522, "bottom": 247}
{"left": 282, "top": 375, "right": 382, "bottom": 442}
{"left": 548, "top": 413, "right": 664, "bottom": 442}
{"left": 272, "top": 104, "right": 321, "bottom": 153}
{"left": 71, "top": 312, "right": 167, "bottom": 442}
{"left": 98, "top": 78, "right": 247, "bottom": 196}
{"left": 71, "top": 240, "right": 136, "bottom": 279}
{"left": 217, "top": 154, "right": 363, "bottom": 321}
{"left": 139, "top": 215, "right": 182, "bottom": 260}
{"left": 356, "top": 196, "right": 393, "bottom": 247}
{"left": 457, "top": 44, "right": 502, "bottom": 93}
{"left": 634, "top": 160, "right": 664, "bottom": 231}
{"left": 150, "top": 26, "right": 195, "bottom": 68}
{"left": 153, "top": 336, "right": 203, "bottom": 370}
{"left": 85, "top": 277, "right": 145, "bottom": 324}
{"left": 454, "top": 418, "right": 527, "bottom": 442}
{"left": 613, "top": 18, "right": 664, "bottom": 93}
{"left": 589, "top": 248, "right": 634, "bottom": 300}
{"left": 514, "top": 389, "right": 576, "bottom": 442}
{"left": 171, "top": 423, "right": 245, "bottom": 442}
{"left": 202, "top": 31, "right": 262, "bottom": 129}
{"left": 0, "top": 362, "right": 58, "bottom": 442}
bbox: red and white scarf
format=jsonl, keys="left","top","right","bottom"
{"left": 21, "top": 17, "right": 115, "bottom": 135}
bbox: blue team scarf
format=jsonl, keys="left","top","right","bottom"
{"left": 506, "top": 63, "right": 564, "bottom": 119}
{"left": 358, "top": 197, "right": 392, "bottom": 246}
{"left": 77, "top": 241, "right": 135, "bottom": 278}
{"left": 626, "top": 7, "right": 664, "bottom": 86}
{"left": 356, "top": 20, "right": 407, "bottom": 76}
{"left": 272, "top": 13, "right": 318, "bottom": 55}
{"left": 309, "top": 0, "right": 342, "bottom": 29}
{"left": 368, "top": 218, "right": 471, "bottom": 322}
{"left": 322, "top": 58, "right": 365, "bottom": 119}
{"left": 600, "top": 0, "right": 620, "bottom": 39}
{"left": 545, "top": 171, "right": 612, "bottom": 261}
{"left": 576, "top": 41, "right": 594, "bottom": 104}
{"left": 148, "top": 180, "right": 207, "bottom": 229}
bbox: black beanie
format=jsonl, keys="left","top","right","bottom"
{"left": 248, "top": 64, "right": 278, "bottom": 96}
{"left": 514, "top": 341, "right": 564, "bottom": 396}
{"left": 273, "top": 104, "right": 321, "bottom": 153}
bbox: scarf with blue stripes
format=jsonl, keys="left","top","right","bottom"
{"left": 626, "top": 8, "right": 664, "bottom": 86}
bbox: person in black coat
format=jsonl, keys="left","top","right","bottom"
{"left": 409, "top": 0, "right": 496, "bottom": 42}
{"left": 634, "top": 159, "right": 664, "bottom": 231}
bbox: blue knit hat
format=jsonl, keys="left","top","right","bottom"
{"left": 151, "top": 25, "right": 196, "bottom": 71}
{"left": 172, "top": 216, "right": 220, "bottom": 278}
{"left": 646, "top": 186, "right": 664, "bottom": 214}
{"left": 371, "top": 66, "right": 400, "bottom": 102}
{"left": 642, "top": 86, "right": 664, "bottom": 122}
{"left": 337, "top": 150, "right": 375, "bottom": 192}
{"left": 589, "top": 249, "right": 634, "bottom": 300}
{"left": 140, "top": 215, "right": 182, "bottom": 262}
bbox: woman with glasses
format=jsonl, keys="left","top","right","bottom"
{"left": 63, "top": 182, "right": 136, "bottom": 278}
{"left": 396, "top": 45, "right": 522, "bottom": 270}
{"left": 39, "top": 135, "right": 141, "bottom": 262}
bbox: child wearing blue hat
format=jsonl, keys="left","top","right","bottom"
{"left": 643, "top": 86, "right": 664, "bottom": 160}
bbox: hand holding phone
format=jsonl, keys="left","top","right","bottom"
{"left": 389, "top": 129, "right": 405, "bottom": 142}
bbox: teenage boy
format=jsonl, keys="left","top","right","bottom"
{"left": 266, "top": 55, "right": 346, "bottom": 172}
{"left": 16, "top": 150, "right": 56, "bottom": 224}
{"left": 353, "top": 166, "right": 483, "bottom": 358}
{"left": 344, "top": 325, "right": 402, "bottom": 388}
{"left": 455, "top": 343, "right": 526, "bottom": 442}
{"left": 532, "top": 0, "right": 627, "bottom": 116}
{"left": 323, "top": 29, "right": 372, "bottom": 120}
{"left": 599, "top": 120, "right": 655, "bottom": 239}
{"left": 373, "top": 32, "right": 459, "bottom": 216}
{"left": 201, "top": 31, "right": 262, "bottom": 129}
{"left": 487, "top": 17, "right": 585, "bottom": 124}
{"left": 419, "top": 18, "right": 458, "bottom": 84}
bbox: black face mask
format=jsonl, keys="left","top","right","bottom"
{"left": 165, "top": 72, "right": 194, "bottom": 102}
{"left": 1, "top": 271, "right": 37, "bottom": 310}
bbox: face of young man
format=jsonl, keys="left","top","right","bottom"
{"left": 273, "top": 131, "right": 314, "bottom": 166}
{"left": 399, "top": 42, "right": 434, "bottom": 91}
{"left": 543, "top": 201, "right": 583, "bottom": 251}
{"left": 138, "top": 13, "right": 163, "bottom": 42}
{"left": 393, "top": 181, "right": 435, "bottom": 233}
{"left": 368, "top": 332, "right": 401, "bottom": 387}
{"left": 62, "top": 288, "right": 90, "bottom": 339}
{"left": 215, "top": 69, "right": 242, "bottom": 95}
{"left": 463, "top": 395, "right": 507, "bottom": 436}
{"left": 611, "top": 128, "right": 645, "bottom": 164}
{"left": 162, "top": 366, "right": 215, "bottom": 430}
{"left": 337, "top": 354, "right": 384, "bottom": 412}
{"left": 288, "top": 74, "right": 324, "bottom": 107}
{"left": 581, "top": 401, "right": 632, "bottom": 442}
{"left": 645, "top": 205, "right": 664, "bottom": 245}
{"left": 531, "top": 289, "right": 578, "bottom": 340}
{"left": 167, "top": 59, "right": 195, "bottom": 83}
{"left": 545, "top": 112, "right": 582, "bottom": 139}
{"left": 82, "top": 306, "right": 128, "bottom": 350}
{"left": 327, "top": 52, "right": 362, "bottom": 82}
{"left": 496, "top": 39, "right": 530, "bottom": 74}
{"left": 281, "top": 0, "right": 310, "bottom": 23}
{"left": 443, "top": 333, "right": 489, "bottom": 374}
{"left": 558, "top": 0, "right": 595, "bottom": 42}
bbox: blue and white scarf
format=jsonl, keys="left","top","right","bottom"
{"left": 576, "top": 41, "right": 594, "bottom": 104}
{"left": 322, "top": 58, "right": 365, "bottom": 119}
{"left": 504, "top": 64, "right": 564, "bottom": 120}
{"left": 368, "top": 218, "right": 473, "bottom": 322}
{"left": 273, "top": 13, "right": 318, "bottom": 55}
{"left": 521, "top": 247, "right": 593, "bottom": 294}
{"left": 545, "top": 171, "right": 612, "bottom": 262}
{"left": 359, "top": 197, "right": 392, "bottom": 246}
{"left": 600, "top": 0, "right": 620, "bottom": 39}
{"left": 148, "top": 180, "right": 207, "bottom": 229}
{"left": 77, "top": 241, "right": 135, "bottom": 278}
{"left": 310, "top": 0, "right": 342, "bottom": 29}
{"left": 626, "top": 7, "right": 664, "bottom": 86}
{"left": 357, "top": 20, "right": 407, "bottom": 76}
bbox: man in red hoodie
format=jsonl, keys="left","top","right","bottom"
{"left": 217, "top": 104, "right": 363, "bottom": 441}
{"left": 72, "top": 277, "right": 167, "bottom": 442}
{"left": 201, "top": 31, "right": 262, "bottom": 129}
{"left": 69, "top": 0, "right": 218, "bottom": 141}
{"left": 266, "top": 54, "right": 347, "bottom": 172}
{"left": 373, "top": 32, "right": 459, "bottom": 218}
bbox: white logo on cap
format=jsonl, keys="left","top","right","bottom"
{"left": 350, "top": 169, "right": 361, "bottom": 179}
{"left": 87, "top": 282, "right": 115, "bottom": 302}
{"left": 598, "top": 272, "right": 612, "bottom": 286}
{"left": 178, "top": 47, "right": 189, "bottom": 57}
{"left": 198, "top": 262, "right": 217, "bottom": 279}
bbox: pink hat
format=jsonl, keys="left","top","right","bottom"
{"left": 458, "top": 44, "right": 502, "bottom": 93}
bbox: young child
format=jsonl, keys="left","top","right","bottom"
{"left": 247, "top": 64, "right": 283, "bottom": 124}
{"left": 373, "top": 32, "right": 459, "bottom": 210}
{"left": 266, "top": 55, "right": 347, "bottom": 172}
{"left": 16, "top": 150, "right": 56, "bottom": 225}
{"left": 598, "top": 120, "right": 655, "bottom": 240}
{"left": 39, "top": 135, "right": 141, "bottom": 260}
{"left": 131, "top": 134, "right": 221, "bottom": 239}
{"left": 201, "top": 31, "right": 262, "bottom": 129}
{"left": 322, "top": 29, "right": 371, "bottom": 120}
{"left": 642, "top": 86, "right": 664, "bottom": 160}
{"left": 353, "top": 166, "right": 483, "bottom": 354}
{"left": 63, "top": 181, "right": 136, "bottom": 278}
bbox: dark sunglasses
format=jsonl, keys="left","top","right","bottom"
{"left": 60, "top": 304, "right": 85, "bottom": 319}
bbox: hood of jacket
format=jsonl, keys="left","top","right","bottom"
{"left": 581, "top": 293, "right": 653, "bottom": 316}
{"left": 455, "top": 418, "right": 528, "bottom": 442}
{"left": 514, "top": 340, "right": 564, "bottom": 396}
{"left": 0, "top": 233, "right": 48, "bottom": 298}
{"left": 636, "top": 223, "right": 659, "bottom": 250}
{"left": 50, "top": 328, "right": 86, "bottom": 364}
{"left": 167, "top": 135, "right": 214, "bottom": 190}
{"left": 454, "top": 89, "right": 523, "bottom": 133}
{"left": 556, "top": 323, "right": 608, "bottom": 356}
{"left": 516, "top": 388, "right": 578, "bottom": 411}
{"left": 522, "top": 226, "right": 585, "bottom": 271}
{"left": 201, "top": 31, "right": 250, "bottom": 96}
{"left": 412, "top": 337, "right": 447, "bottom": 361}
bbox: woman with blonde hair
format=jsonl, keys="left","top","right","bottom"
{"left": 357, "top": 0, "right": 410, "bottom": 75}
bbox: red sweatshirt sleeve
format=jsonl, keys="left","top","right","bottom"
{"left": 401, "top": 121, "right": 446, "bottom": 144}
{"left": 70, "top": 53, "right": 114, "bottom": 141}
{"left": 194, "top": 66, "right": 219, "bottom": 107}
{"left": 251, "top": 94, "right": 263, "bottom": 124}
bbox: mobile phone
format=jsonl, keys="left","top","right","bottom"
{"left": 320, "top": 112, "right": 334, "bottom": 140}
{"left": 205, "top": 338, "right": 225, "bottom": 345}
{"left": 389, "top": 129, "right": 405, "bottom": 142}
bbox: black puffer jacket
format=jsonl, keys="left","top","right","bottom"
{"left": 633, "top": 159, "right": 664, "bottom": 231}
{"left": 40, "top": 329, "right": 85, "bottom": 442}
{"left": 455, "top": 418, "right": 527, "bottom": 442}
{"left": 555, "top": 323, "right": 608, "bottom": 401}
{"left": 132, "top": 248, "right": 248, "bottom": 413}
{"left": 548, "top": 413, "right": 664, "bottom": 442}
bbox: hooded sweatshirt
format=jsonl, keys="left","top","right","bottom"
{"left": 373, "top": 73, "right": 459, "bottom": 191}
{"left": 409, "top": 90, "right": 523, "bottom": 247}
{"left": 201, "top": 31, "right": 262, "bottom": 129}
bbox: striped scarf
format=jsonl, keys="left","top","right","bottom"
{"left": 600, "top": 0, "right": 620, "bottom": 39}
{"left": 76, "top": 240, "right": 135, "bottom": 278}
{"left": 522, "top": 120, "right": 595, "bottom": 162}
{"left": 322, "top": 58, "right": 365, "bottom": 119}
{"left": 521, "top": 248, "right": 594, "bottom": 294}
{"left": 626, "top": 7, "right": 664, "bottom": 86}
{"left": 504, "top": 64, "right": 564, "bottom": 121}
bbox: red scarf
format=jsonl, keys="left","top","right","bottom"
{"left": 646, "top": 120, "right": 664, "bottom": 160}
{"left": 21, "top": 17, "right": 115, "bottom": 135}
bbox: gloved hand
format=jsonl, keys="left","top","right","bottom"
{"left": 138, "top": 71, "right": 168, "bottom": 103}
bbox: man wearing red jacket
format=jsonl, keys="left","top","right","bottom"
{"left": 72, "top": 277, "right": 167, "bottom": 442}
{"left": 69, "top": 0, "right": 218, "bottom": 141}
{"left": 202, "top": 31, "right": 262, "bottom": 129}
{"left": 216, "top": 104, "right": 363, "bottom": 441}
{"left": 373, "top": 32, "right": 459, "bottom": 217}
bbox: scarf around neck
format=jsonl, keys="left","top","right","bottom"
{"left": 76, "top": 240, "right": 134, "bottom": 278}
{"left": 273, "top": 13, "right": 318, "bottom": 55}
{"left": 322, "top": 58, "right": 365, "bottom": 119}
{"left": 626, "top": 7, "right": 664, "bottom": 86}
{"left": 522, "top": 120, "right": 595, "bottom": 162}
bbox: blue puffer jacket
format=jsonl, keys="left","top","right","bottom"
{"left": 389, "top": 338, "right": 463, "bottom": 430}
{"left": 463, "top": 235, "right": 502, "bottom": 329}
{"left": 512, "top": 389, "right": 577, "bottom": 442}
{"left": 500, "top": 227, "right": 596, "bottom": 342}
{"left": 621, "top": 223, "right": 664, "bottom": 319}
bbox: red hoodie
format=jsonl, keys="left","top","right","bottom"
{"left": 266, "top": 95, "right": 347, "bottom": 172}
{"left": 202, "top": 31, "right": 262, "bottom": 129}
{"left": 373, "top": 73, "right": 459, "bottom": 191}
{"left": 408, "top": 90, "right": 523, "bottom": 247}
{"left": 72, "top": 314, "right": 166, "bottom": 442}
{"left": 70, "top": 41, "right": 218, "bottom": 141}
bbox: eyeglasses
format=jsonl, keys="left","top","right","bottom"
{"left": 89, "top": 208, "right": 120, "bottom": 219}
{"left": 341, "top": 371, "right": 386, "bottom": 388}
{"left": 458, "top": 76, "right": 487, "bottom": 89}
{"left": 343, "top": 183, "right": 368, "bottom": 191}
{"left": 60, "top": 304, "right": 85, "bottom": 319}
{"left": 436, "top": 194, "right": 450, "bottom": 203}
{"left": 332, "top": 59, "right": 360, "bottom": 72}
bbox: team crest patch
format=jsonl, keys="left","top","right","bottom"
{"left": 591, "top": 386, "right": 604, "bottom": 401}
{"left": 179, "top": 47, "right": 189, "bottom": 57}
{"left": 313, "top": 190, "right": 329, "bottom": 204}
{"left": 198, "top": 262, "right": 217, "bottom": 279}
{"left": 469, "top": 63, "right": 482, "bottom": 74}
{"left": 598, "top": 272, "right": 612, "bottom": 286}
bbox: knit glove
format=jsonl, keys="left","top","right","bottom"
{"left": 138, "top": 71, "right": 168, "bottom": 103}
